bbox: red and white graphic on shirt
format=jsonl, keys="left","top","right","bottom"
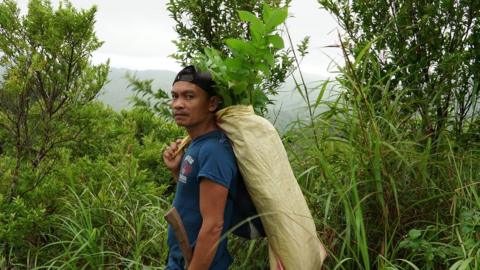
{"left": 181, "top": 163, "right": 192, "bottom": 176}
{"left": 179, "top": 155, "right": 195, "bottom": 183}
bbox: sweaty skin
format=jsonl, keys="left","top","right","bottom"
{"left": 163, "top": 81, "right": 228, "bottom": 270}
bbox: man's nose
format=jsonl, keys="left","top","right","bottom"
{"left": 172, "top": 98, "right": 184, "bottom": 109}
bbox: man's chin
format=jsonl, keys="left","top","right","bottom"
{"left": 174, "top": 119, "right": 188, "bottom": 127}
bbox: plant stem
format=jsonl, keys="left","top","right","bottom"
{"left": 284, "top": 23, "right": 320, "bottom": 150}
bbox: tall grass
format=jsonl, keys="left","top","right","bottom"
{"left": 2, "top": 32, "right": 477, "bottom": 270}
{"left": 283, "top": 38, "right": 480, "bottom": 269}
{"left": 9, "top": 136, "right": 177, "bottom": 270}
{"left": 30, "top": 182, "right": 170, "bottom": 270}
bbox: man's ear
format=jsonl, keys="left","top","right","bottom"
{"left": 209, "top": 96, "right": 221, "bottom": 112}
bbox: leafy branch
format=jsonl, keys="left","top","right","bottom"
{"left": 194, "top": 4, "right": 288, "bottom": 113}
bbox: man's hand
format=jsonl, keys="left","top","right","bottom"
{"left": 163, "top": 139, "right": 184, "bottom": 180}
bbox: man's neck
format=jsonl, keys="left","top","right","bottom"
{"left": 186, "top": 121, "right": 218, "bottom": 140}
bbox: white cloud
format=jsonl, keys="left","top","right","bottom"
{"left": 15, "top": 0, "right": 343, "bottom": 75}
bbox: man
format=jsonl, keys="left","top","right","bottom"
{"left": 163, "top": 65, "right": 238, "bottom": 270}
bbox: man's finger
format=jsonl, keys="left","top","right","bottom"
{"left": 164, "top": 146, "right": 176, "bottom": 160}
{"left": 173, "top": 145, "right": 184, "bottom": 157}
{"left": 170, "top": 142, "right": 178, "bottom": 151}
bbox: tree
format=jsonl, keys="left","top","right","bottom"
{"left": 319, "top": 0, "right": 480, "bottom": 144}
{"left": 167, "top": 0, "right": 294, "bottom": 111}
{"left": 127, "top": 72, "right": 172, "bottom": 118}
{"left": 0, "top": 0, "right": 108, "bottom": 200}
{"left": 0, "top": 0, "right": 108, "bottom": 265}
{"left": 193, "top": 4, "right": 290, "bottom": 112}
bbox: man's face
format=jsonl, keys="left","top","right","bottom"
{"left": 171, "top": 81, "right": 217, "bottom": 128}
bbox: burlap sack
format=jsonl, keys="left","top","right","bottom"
{"left": 216, "top": 105, "right": 326, "bottom": 270}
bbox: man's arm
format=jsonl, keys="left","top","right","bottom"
{"left": 188, "top": 178, "right": 228, "bottom": 270}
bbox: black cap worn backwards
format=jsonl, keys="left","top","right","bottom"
{"left": 172, "top": 65, "right": 216, "bottom": 96}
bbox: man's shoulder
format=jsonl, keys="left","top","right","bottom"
{"left": 198, "top": 130, "right": 232, "bottom": 150}
{"left": 194, "top": 131, "right": 235, "bottom": 163}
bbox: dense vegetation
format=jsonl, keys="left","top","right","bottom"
{"left": 0, "top": 0, "right": 478, "bottom": 269}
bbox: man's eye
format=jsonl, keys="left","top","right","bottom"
{"left": 186, "top": 95, "right": 194, "bottom": 99}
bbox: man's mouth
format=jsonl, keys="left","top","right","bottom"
{"left": 174, "top": 113, "right": 188, "bottom": 118}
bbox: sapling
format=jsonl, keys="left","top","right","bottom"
{"left": 194, "top": 4, "right": 288, "bottom": 113}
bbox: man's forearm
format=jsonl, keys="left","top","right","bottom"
{"left": 188, "top": 222, "right": 223, "bottom": 270}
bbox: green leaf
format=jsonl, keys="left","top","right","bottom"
{"left": 449, "top": 258, "right": 474, "bottom": 270}
{"left": 251, "top": 89, "right": 269, "bottom": 112}
{"left": 225, "top": 38, "right": 246, "bottom": 53}
{"left": 267, "top": 34, "right": 284, "bottom": 49}
{"left": 408, "top": 229, "right": 422, "bottom": 240}
{"left": 238, "top": 10, "right": 259, "bottom": 25}
{"left": 264, "top": 7, "right": 287, "bottom": 31}
{"left": 220, "top": 91, "right": 232, "bottom": 107}
{"left": 262, "top": 4, "right": 273, "bottom": 24}
{"left": 238, "top": 10, "right": 265, "bottom": 39}
{"left": 255, "top": 62, "right": 270, "bottom": 76}
{"left": 232, "top": 81, "right": 248, "bottom": 95}
{"left": 297, "top": 36, "right": 310, "bottom": 57}
{"left": 353, "top": 40, "right": 373, "bottom": 69}
{"left": 264, "top": 53, "right": 275, "bottom": 67}
{"left": 225, "top": 38, "right": 255, "bottom": 55}
{"left": 313, "top": 79, "right": 330, "bottom": 110}
{"left": 224, "top": 58, "right": 244, "bottom": 71}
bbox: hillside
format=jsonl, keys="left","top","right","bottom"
{"left": 97, "top": 68, "right": 333, "bottom": 131}
{"left": 96, "top": 68, "right": 176, "bottom": 110}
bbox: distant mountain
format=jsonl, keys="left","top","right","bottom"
{"left": 267, "top": 75, "right": 336, "bottom": 131}
{"left": 1, "top": 65, "right": 334, "bottom": 131}
{"left": 97, "top": 67, "right": 335, "bottom": 131}
{"left": 96, "top": 68, "right": 176, "bottom": 110}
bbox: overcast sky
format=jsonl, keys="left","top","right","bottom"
{"left": 16, "top": 0, "right": 342, "bottom": 76}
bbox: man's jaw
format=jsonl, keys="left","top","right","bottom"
{"left": 173, "top": 112, "right": 190, "bottom": 126}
